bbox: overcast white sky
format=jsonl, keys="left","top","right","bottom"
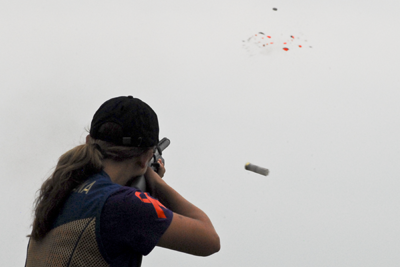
{"left": 2, "top": 0, "right": 400, "bottom": 266}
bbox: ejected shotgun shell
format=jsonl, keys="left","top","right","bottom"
{"left": 245, "top": 162, "right": 269, "bottom": 176}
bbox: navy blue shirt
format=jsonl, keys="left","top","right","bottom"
{"left": 53, "top": 171, "right": 173, "bottom": 266}
{"left": 101, "top": 186, "right": 173, "bottom": 261}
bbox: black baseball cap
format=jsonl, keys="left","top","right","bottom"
{"left": 90, "top": 96, "right": 159, "bottom": 147}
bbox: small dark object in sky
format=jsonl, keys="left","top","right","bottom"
{"left": 273, "top": 8, "right": 277, "bottom": 11}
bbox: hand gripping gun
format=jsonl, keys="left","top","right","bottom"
{"left": 127, "top": 137, "right": 170, "bottom": 191}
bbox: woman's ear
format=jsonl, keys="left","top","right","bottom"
{"left": 137, "top": 149, "right": 154, "bottom": 168}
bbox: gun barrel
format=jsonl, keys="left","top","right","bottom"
{"left": 157, "top": 137, "right": 170, "bottom": 153}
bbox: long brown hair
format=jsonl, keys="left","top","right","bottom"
{"left": 29, "top": 123, "right": 151, "bottom": 241}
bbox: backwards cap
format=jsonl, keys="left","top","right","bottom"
{"left": 90, "top": 96, "right": 159, "bottom": 147}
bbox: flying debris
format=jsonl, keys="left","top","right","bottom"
{"left": 242, "top": 32, "right": 312, "bottom": 55}
{"left": 273, "top": 7, "right": 277, "bottom": 11}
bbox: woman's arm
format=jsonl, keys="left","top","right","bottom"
{"left": 145, "top": 166, "right": 220, "bottom": 256}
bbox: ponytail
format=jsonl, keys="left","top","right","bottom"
{"left": 29, "top": 143, "right": 103, "bottom": 241}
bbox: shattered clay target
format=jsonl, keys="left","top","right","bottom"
{"left": 242, "top": 32, "right": 312, "bottom": 56}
